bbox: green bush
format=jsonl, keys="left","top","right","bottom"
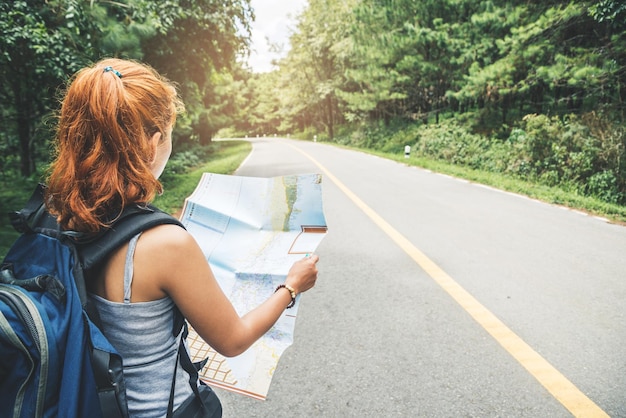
{"left": 163, "top": 151, "right": 202, "bottom": 175}
{"left": 414, "top": 122, "right": 493, "bottom": 170}
{"left": 586, "top": 170, "right": 624, "bottom": 204}
{"left": 342, "top": 112, "right": 626, "bottom": 206}
{"left": 507, "top": 113, "right": 625, "bottom": 204}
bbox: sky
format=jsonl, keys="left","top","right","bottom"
{"left": 247, "top": 0, "right": 308, "bottom": 72}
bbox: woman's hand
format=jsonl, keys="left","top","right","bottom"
{"left": 285, "top": 254, "right": 319, "bottom": 294}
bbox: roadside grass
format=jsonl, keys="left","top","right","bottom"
{"left": 368, "top": 148, "right": 626, "bottom": 224}
{"left": 0, "top": 140, "right": 251, "bottom": 260}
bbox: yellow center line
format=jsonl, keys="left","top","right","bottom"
{"left": 291, "top": 143, "right": 609, "bottom": 418}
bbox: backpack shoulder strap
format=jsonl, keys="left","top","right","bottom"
{"left": 10, "top": 184, "right": 185, "bottom": 271}
{"left": 77, "top": 205, "right": 185, "bottom": 271}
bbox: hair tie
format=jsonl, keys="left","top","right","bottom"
{"left": 103, "top": 66, "right": 123, "bottom": 78}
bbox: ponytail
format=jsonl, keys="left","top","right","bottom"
{"left": 46, "top": 58, "right": 183, "bottom": 233}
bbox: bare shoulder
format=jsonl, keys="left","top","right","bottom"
{"left": 131, "top": 223, "right": 209, "bottom": 296}
{"left": 139, "top": 223, "right": 197, "bottom": 253}
{"left": 134, "top": 224, "right": 206, "bottom": 275}
{"left": 136, "top": 225, "right": 206, "bottom": 270}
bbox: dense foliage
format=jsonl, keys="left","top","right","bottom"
{"left": 0, "top": 0, "right": 252, "bottom": 177}
{"left": 232, "top": 0, "right": 626, "bottom": 205}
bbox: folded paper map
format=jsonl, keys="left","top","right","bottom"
{"left": 179, "top": 173, "right": 328, "bottom": 400}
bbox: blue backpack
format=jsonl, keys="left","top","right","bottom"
{"left": 0, "top": 185, "right": 184, "bottom": 418}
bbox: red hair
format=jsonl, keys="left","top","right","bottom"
{"left": 46, "top": 58, "right": 183, "bottom": 233}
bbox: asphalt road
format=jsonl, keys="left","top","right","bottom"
{"left": 212, "top": 137, "right": 626, "bottom": 417}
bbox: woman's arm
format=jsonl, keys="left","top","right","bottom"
{"left": 135, "top": 224, "right": 319, "bottom": 357}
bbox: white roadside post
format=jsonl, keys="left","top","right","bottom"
{"left": 404, "top": 145, "right": 411, "bottom": 158}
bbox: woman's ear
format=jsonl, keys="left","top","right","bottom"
{"left": 149, "top": 131, "right": 162, "bottom": 164}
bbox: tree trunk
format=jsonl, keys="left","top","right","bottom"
{"left": 326, "top": 95, "right": 334, "bottom": 140}
{"left": 17, "top": 112, "right": 33, "bottom": 177}
{"left": 502, "top": 93, "right": 510, "bottom": 125}
{"left": 12, "top": 79, "right": 34, "bottom": 177}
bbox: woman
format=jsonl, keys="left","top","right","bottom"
{"left": 45, "top": 58, "right": 319, "bottom": 416}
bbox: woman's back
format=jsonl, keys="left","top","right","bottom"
{"left": 89, "top": 233, "right": 193, "bottom": 416}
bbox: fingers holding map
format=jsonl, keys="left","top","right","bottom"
{"left": 179, "top": 173, "right": 328, "bottom": 400}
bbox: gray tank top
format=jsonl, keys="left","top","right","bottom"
{"left": 89, "top": 233, "right": 194, "bottom": 417}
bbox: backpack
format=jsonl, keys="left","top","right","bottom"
{"left": 0, "top": 184, "right": 186, "bottom": 418}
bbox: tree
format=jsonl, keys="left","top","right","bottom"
{"left": 140, "top": 0, "right": 253, "bottom": 144}
{"left": 451, "top": 1, "right": 626, "bottom": 128}
{"left": 277, "top": 0, "right": 356, "bottom": 139}
{"left": 339, "top": 0, "right": 478, "bottom": 124}
{"left": 0, "top": 0, "right": 100, "bottom": 176}
{"left": 0, "top": 0, "right": 255, "bottom": 176}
